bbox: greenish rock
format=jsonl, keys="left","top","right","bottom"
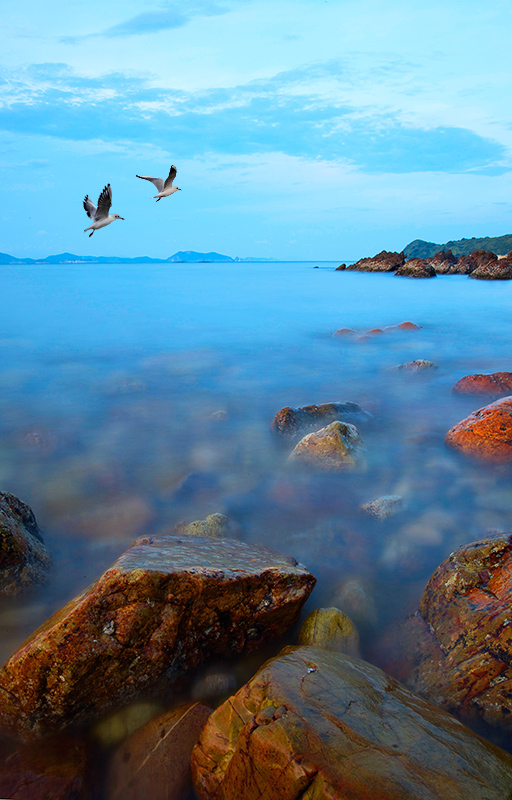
{"left": 298, "top": 607, "right": 360, "bottom": 656}
{"left": 288, "top": 421, "right": 363, "bottom": 471}
{"left": 174, "top": 513, "right": 239, "bottom": 539}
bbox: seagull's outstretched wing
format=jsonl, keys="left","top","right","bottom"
{"left": 96, "top": 184, "right": 112, "bottom": 219}
{"left": 163, "top": 165, "right": 177, "bottom": 189}
{"left": 83, "top": 195, "right": 97, "bottom": 220}
{"left": 136, "top": 174, "right": 165, "bottom": 192}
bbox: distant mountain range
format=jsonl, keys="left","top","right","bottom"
{"left": 0, "top": 250, "right": 278, "bottom": 265}
{"left": 404, "top": 234, "right": 512, "bottom": 258}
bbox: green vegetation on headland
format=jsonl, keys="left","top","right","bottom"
{"left": 404, "top": 234, "right": 512, "bottom": 258}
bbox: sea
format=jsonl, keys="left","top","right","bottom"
{"left": 1, "top": 260, "right": 512, "bottom": 753}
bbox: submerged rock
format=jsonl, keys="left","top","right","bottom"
{"left": 346, "top": 250, "right": 405, "bottom": 272}
{"left": 191, "top": 646, "right": 512, "bottom": 800}
{"left": 395, "top": 258, "right": 436, "bottom": 278}
{"left": 398, "top": 533, "right": 512, "bottom": 731}
{"left": 173, "top": 513, "right": 240, "bottom": 539}
{"left": 288, "top": 421, "right": 363, "bottom": 470}
{"left": 0, "top": 492, "right": 51, "bottom": 598}
{"left": 332, "top": 327, "right": 356, "bottom": 336}
{"left": 360, "top": 495, "right": 404, "bottom": 521}
{"left": 453, "top": 372, "right": 512, "bottom": 397}
{"left": 107, "top": 702, "right": 212, "bottom": 800}
{"left": 298, "top": 607, "right": 360, "bottom": 656}
{"left": 392, "top": 360, "right": 438, "bottom": 373}
{"left": 445, "top": 396, "right": 512, "bottom": 462}
{"left": 271, "top": 401, "right": 371, "bottom": 439}
{"left": 0, "top": 535, "right": 315, "bottom": 741}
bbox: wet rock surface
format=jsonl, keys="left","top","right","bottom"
{"left": 271, "top": 401, "right": 371, "bottom": 439}
{"left": 0, "top": 535, "right": 315, "bottom": 741}
{"left": 453, "top": 372, "right": 512, "bottom": 397}
{"left": 346, "top": 250, "right": 405, "bottom": 272}
{"left": 288, "top": 421, "right": 363, "bottom": 470}
{"left": 397, "top": 533, "right": 512, "bottom": 731}
{"left": 107, "top": 702, "right": 212, "bottom": 800}
{"left": 428, "top": 249, "right": 459, "bottom": 274}
{"left": 191, "top": 645, "right": 512, "bottom": 800}
{"left": 298, "top": 607, "right": 360, "bottom": 656}
{"left": 471, "top": 254, "right": 512, "bottom": 280}
{"left": 173, "top": 512, "right": 240, "bottom": 539}
{"left": 395, "top": 258, "right": 436, "bottom": 278}
{"left": 0, "top": 493, "right": 51, "bottom": 598}
{"left": 445, "top": 396, "right": 512, "bottom": 462}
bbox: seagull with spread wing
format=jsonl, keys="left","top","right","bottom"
{"left": 83, "top": 184, "right": 124, "bottom": 237}
{"left": 136, "top": 165, "right": 181, "bottom": 201}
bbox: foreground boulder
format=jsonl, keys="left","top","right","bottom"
{"left": 271, "top": 402, "right": 370, "bottom": 439}
{"left": 470, "top": 253, "right": 512, "bottom": 280}
{"left": 453, "top": 372, "right": 512, "bottom": 397}
{"left": 288, "top": 421, "right": 363, "bottom": 470}
{"left": 445, "top": 396, "right": 512, "bottom": 462}
{"left": 397, "top": 533, "right": 512, "bottom": 731}
{"left": 0, "top": 492, "right": 51, "bottom": 598}
{"left": 395, "top": 258, "right": 436, "bottom": 278}
{"left": 0, "top": 535, "right": 315, "bottom": 741}
{"left": 191, "top": 646, "right": 512, "bottom": 800}
{"left": 346, "top": 250, "right": 405, "bottom": 272}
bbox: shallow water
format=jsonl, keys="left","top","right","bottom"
{"left": 1, "top": 262, "right": 512, "bottom": 769}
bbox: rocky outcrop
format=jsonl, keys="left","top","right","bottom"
{"left": 0, "top": 535, "right": 315, "bottom": 741}
{"left": 397, "top": 533, "right": 512, "bottom": 731}
{"left": 0, "top": 492, "right": 51, "bottom": 598}
{"left": 428, "top": 249, "right": 459, "bottom": 274}
{"left": 107, "top": 702, "right": 212, "bottom": 800}
{"left": 395, "top": 258, "right": 436, "bottom": 278}
{"left": 191, "top": 645, "right": 512, "bottom": 800}
{"left": 470, "top": 253, "right": 512, "bottom": 280}
{"left": 298, "top": 607, "right": 360, "bottom": 656}
{"left": 335, "top": 263, "right": 346, "bottom": 271}
{"left": 346, "top": 250, "right": 405, "bottom": 272}
{"left": 288, "top": 421, "right": 363, "bottom": 470}
{"left": 0, "top": 736, "right": 91, "bottom": 800}
{"left": 453, "top": 372, "right": 512, "bottom": 397}
{"left": 445, "top": 396, "right": 512, "bottom": 462}
{"left": 271, "top": 402, "right": 371, "bottom": 439}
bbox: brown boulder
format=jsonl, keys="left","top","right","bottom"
{"left": 395, "top": 258, "right": 436, "bottom": 278}
{"left": 271, "top": 401, "right": 370, "bottom": 439}
{"left": 428, "top": 249, "right": 459, "bottom": 274}
{"left": 191, "top": 645, "right": 512, "bottom": 800}
{"left": 0, "top": 736, "right": 91, "bottom": 800}
{"left": 346, "top": 250, "right": 405, "bottom": 272}
{"left": 470, "top": 253, "right": 512, "bottom": 280}
{"left": 0, "top": 492, "right": 51, "bottom": 598}
{"left": 0, "top": 535, "right": 315, "bottom": 741}
{"left": 445, "top": 396, "right": 512, "bottom": 462}
{"left": 288, "top": 421, "right": 363, "bottom": 470}
{"left": 335, "top": 263, "right": 346, "bottom": 271}
{"left": 107, "top": 702, "right": 212, "bottom": 800}
{"left": 397, "top": 533, "right": 512, "bottom": 731}
{"left": 453, "top": 372, "right": 512, "bottom": 397}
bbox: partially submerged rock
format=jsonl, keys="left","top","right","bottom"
{"left": 395, "top": 258, "right": 436, "bottom": 278}
{"left": 335, "top": 263, "right": 346, "bottom": 271}
{"left": 392, "top": 360, "right": 438, "bottom": 373}
{"left": 398, "top": 533, "right": 512, "bottom": 731}
{"left": 191, "top": 646, "right": 512, "bottom": 800}
{"left": 428, "top": 250, "right": 459, "bottom": 274}
{"left": 470, "top": 254, "right": 512, "bottom": 280}
{"left": 288, "top": 421, "right": 363, "bottom": 470}
{"left": 453, "top": 372, "right": 512, "bottom": 397}
{"left": 0, "top": 492, "right": 51, "bottom": 598}
{"left": 346, "top": 250, "right": 405, "bottom": 272}
{"left": 0, "top": 535, "right": 315, "bottom": 741}
{"left": 361, "top": 495, "right": 404, "bottom": 521}
{"left": 298, "top": 607, "right": 360, "bottom": 656}
{"left": 271, "top": 402, "right": 370, "bottom": 439}
{"left": 445, "top": 396, "right": 512, "bottom": 462}
{"left": 174, "top": 513, "right": 239, "bottom": 539}
{"left": 107, "top": 702, "right": 212, "bottom": 800}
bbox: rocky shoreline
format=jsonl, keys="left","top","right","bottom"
{"left": 336, "top": 248, "right": 512, "bottom": 278}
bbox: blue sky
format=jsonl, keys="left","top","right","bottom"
{"left": 1, "top": 0, "right": 512, "bottom": 259}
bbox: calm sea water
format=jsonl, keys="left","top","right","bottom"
{"left": 1, "top": 261, "right": 512, "bottom": 749}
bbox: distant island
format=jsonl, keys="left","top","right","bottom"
{"left": 0, "top": 250, "right": 279, "bottom": 265}
{"left": 404, "top": 234, "right": 512, "bottom": 259}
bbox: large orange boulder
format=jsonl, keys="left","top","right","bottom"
{"left": 397, "top": 534, "right": 512, "bottom": 731}
{"left": 0, "top": 535, "right": 315, "bottom": 741}
{"left": 191, "top": 645, "right": 512, "bottom": 800}
{"left": 0, "top": 492, "right": 51, "bottom": 598}
{"left": 445, "top": 396, "right": 512, "bottom": 462}
{"left": 453, "top": 372, "right": 512, "bottom": 397}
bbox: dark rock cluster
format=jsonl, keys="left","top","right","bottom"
{"left": 341, "top": 247, "right": 512, "bottom": 279}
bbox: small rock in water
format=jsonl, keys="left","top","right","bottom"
{"left": 298, "top": 607, "right": 360, "bottom": 656}
{"left": 209, "top": 409, "right": 228, "bottom": 421}
{"left": 288, "top": 421, "right": 363, "bottom": 471}
{"left": 107, "top": 702, "right": 212, "bottom": 800}
{"left": 392, "top": 360, "right": 438, "bottom": 373}
{"left": 271, "top": 401, "right": 371, "bottom": 439}
{"left": 332, "top": 327, "right": 356, "bottom": 336}
{"left": 335, "top": 263, "right": 346, "bottom": 270}
{"left": 93, "top": 701, "right": 164, "bottom": 749}
{"left": 453, "top": 372, "right": 512, "bottom": 397}
{"left": 191, "top": 667, "right": 238, "bottom": 704}
{"left": 445, "top": 396, "right": 512, "bottom": 463}
{"left": 174, "top": 512, "right": 240, "bottom": 540}
{"left": 0, "top": 492, "right": 51, "bottom": 598}
{"left": 328, "top": 576, "right": 378, "bottom": 629}
{"left": 360, "top": 495, "right": 404, "bottom": 521}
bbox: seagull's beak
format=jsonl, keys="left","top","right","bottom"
{"left": 119, "top": 217, "right": 125, "bottom": 220}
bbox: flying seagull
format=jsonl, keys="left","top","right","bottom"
{"left": 136, "top": 166, "right": 181, "bottom": 201}
{"left": 83, "top": 184, "right": 124, "bottom": 237}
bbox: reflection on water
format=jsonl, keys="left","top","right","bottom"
{"left": 1, "top": 262, "right": 512, "bottom": 767}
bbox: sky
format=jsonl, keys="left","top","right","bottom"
{"left": 1, "top": 0, "right": 512, "bottom": 260}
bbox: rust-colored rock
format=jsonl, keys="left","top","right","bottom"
{"left": 428, "top": 249, "right": 459, "bottom": 274}
{"left": 271, "top": 401, "right": 370, "bottom": 439}
{"left": 107, "top": 702, "right": 212, "bottom": 800}
{"left": 397, "top": 533, "right": 512, "bottom": 731}
{"left": 453, "top": 372, "right": 512, "bottom": 397}
{"left": 332, "top": 327, "right": 356, "bottom": 336}
{"left": 191, "top": 645, "right": 512, "bottom": 800}
{"left": 0, "top": 535, "right": 315, "bottom": 741}
{"left": 0, "top": 735, "right": 91, "bottom": 800}
{"left": 288, "top": 421, "right": 363, "bottom": 470}
{"left": 346, "top": 250, "right": 405, "bottom": 272}
{"left": 335, "top": 263, "right": 346, "bottom": 271}
{"left": 0, "top": 492, "right": 51, "bottom": 598}
{"left": 470, "top": 253, "right": 512, "bottom": 280}
{"left": 395, "top": 258, "right": 436, "bottom": 278}
{"left": 445, "top": 396, "right": 512, "bottom": 462}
